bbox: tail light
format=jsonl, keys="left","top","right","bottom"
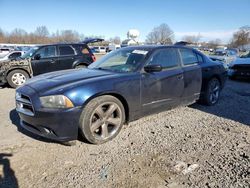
{"left": 91, "top": 54, "right": 96, "bottom": 62}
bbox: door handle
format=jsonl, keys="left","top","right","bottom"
{"left": 177, "top": 75, "right": 183, "bottom": 80}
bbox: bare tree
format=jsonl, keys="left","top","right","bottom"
{"left": 230, "top": 26, "right": 250, "bottom": 49}
{"left": 182, "top": 34, "right": 202, "bottom": 44}
{"left": 34, "top": 26, "right": 49, "bottom": 38}
{"left": 146, "top": 23, "right": 174, "bottom": 45}
{"left": 207, "top": 38, "right": 222, "bottom": 49}
{"left": 33, "top": 26, "right": 50, "bottom": 43}
{"left": 59, "top": 30, "right": 80, "bottom": 42}
{"left": 0, "top": 28, "right": 4, "bottom": 43}
{"left": 8, "top": 28, "right": 28, "bottom": 43}
{"left": 109, "top": 36, "right": 121, "bottom": 44}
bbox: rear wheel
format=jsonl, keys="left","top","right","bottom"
{"left": 202, "top": 78, "right": 221, "bottom": 106}
{"left": 75, "top": 64, "right": 87, "bottom": 69}
{"left": 7, "top": 70, "right": 29, "bottom": 88}
{"left": 79, "top": 95, "right": 125, "bottom": 144}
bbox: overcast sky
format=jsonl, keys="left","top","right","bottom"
{"left": 0, "top": 0, "right": 249, "bottom": 43}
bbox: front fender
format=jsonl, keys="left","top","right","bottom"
{"left": 64, "top": 74, "right": 141, "bottom": 121}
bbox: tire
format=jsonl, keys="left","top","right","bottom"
{"left": 202, "top": 78, "right": 221, "bottom": 106}
{"left": 79, "top": 95, "right": 125, "bottom": 144}
{"left": 6, "top": 69, "right": 29, "bottom": 88}
{"left": 75, "top": 64, "right": 87, "bottom": 69}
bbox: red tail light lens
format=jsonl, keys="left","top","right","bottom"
{"left": 91, "top": 55, "right": 96, "bottom": 62}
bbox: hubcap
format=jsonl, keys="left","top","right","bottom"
{"left": 90, "top": 102, "right": 122, "bottom": 140}
{"left": 209, "top": 80, "right": 220, "bottom": 104}
{"left": 12, "top": 73, "right": 26, "bottom": 86}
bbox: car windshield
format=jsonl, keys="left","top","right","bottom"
{"left": 20, "top": 46, "right": 39, "bottom": 59}
{"left": 88, "top": 48, "right": 148, "bottom": 73}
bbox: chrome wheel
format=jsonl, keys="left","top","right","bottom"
{"left": 209, "top": 79, "right": 220, "bottom": 104}
{"left": 11, "top": 73, "right": 26, "bottom": 86}
{"left": 90, "top": 102, "right": 122, "bottom": 140}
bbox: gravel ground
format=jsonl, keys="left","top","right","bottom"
{"left": 0, "top": 79, "right": 249, "bottom": 188}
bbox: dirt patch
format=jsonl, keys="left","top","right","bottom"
{"left": 0, "top": 80, "right": 249, "bottom": 188}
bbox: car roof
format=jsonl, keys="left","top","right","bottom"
{"left": 122, "top": 45, "right": 196, "bottom": 52}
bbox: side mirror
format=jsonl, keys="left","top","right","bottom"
{"left": 33, "top": 54, "right": 41, "bottom": 60}
{"left": 144, "top": 64, "right": 162, "bottom": 73}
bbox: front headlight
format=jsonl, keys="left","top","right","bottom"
{"left": 40, "top": 95, "right": 74, "bottom": 109}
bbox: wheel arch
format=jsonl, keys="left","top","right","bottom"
{"left": 72, "top": 60, "right": 90, "bottom": 68}
{"left": 201, "top": 74, "right": 222, "bottom": 92}
{"left": 83, "top": 92, "right": 130, "bottom": 123}
{"left": 6, "top": 68, "right": 31, "bottom": 78}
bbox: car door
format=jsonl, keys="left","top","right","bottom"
{"left": 57, "top": 45, "right": 76, "bottom": 70}
{"left": 178, "top": 48, "right": 202, "bottom": 103}
{"left": 141, "top": 48, "right": 184, "bottom": 114}
{"left": 31, "top": 45, "right": 58, "bottom": 76}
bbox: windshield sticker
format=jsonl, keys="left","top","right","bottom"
{"left": 132, "top": 50, "right": 148, "bottom": 55}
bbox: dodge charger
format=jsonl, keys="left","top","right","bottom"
{"left": 16, "top": 46, "right": 227, "bottom": 144}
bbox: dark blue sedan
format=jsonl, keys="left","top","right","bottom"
{"left": 16, "top": 45, "right": 227, "bottom": 144}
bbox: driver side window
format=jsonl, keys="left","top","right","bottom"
{"left": 35, "top": 46, "right": 56, "bottom": 59}
{"left": 148, "top": 48, "right": 179, "bottom": 69}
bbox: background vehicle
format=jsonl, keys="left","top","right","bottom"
{"left": 107, "top": 44, "right": 121, "bottom": 52}
{"left": 0, "top": 51, "right": 25, "bottom": 62}
{"left": 16, "top": 45, "right": 227, "bottom": 145}
{"left": 228, "top": 51, "right": 250, "bottom": 79}
{"left": 0, "top": 38, "right": 103, "bottom": 88}
{"left": 93, "top": 46, "right": 106, "bottom": 53}
{"left": 0, "top": 48, "right": 11, "bottom": 58}
{"left": 209, "top": 49, "right": 238, "bottom": 64}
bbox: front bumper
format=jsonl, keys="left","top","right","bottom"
{"left": 16, "top": 85, "right": 82, "bottom": 142}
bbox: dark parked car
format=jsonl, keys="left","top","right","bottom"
{"left": 16, "top": 45, "right": 227, "bottom": 144}
{"left": 0, "top": 38, "right": 103, "bottom": 88}
{"left": 228, "top": 51, "right": 250, "bottom": 79}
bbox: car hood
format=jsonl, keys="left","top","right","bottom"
{"left": 24, "top": 68, "right": 117, "bottom": 93}
{"left": 230, "top": 57, "right": 250, "bottom": 66}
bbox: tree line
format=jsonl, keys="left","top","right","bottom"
{"left": 0, "top": 26, "right": 117, "bottom": 45}
{"left": 145, "top": 24, "right": 250, "bottom": 50}
{"left": 0, "top": 25, "right": 249, "bottom": 49}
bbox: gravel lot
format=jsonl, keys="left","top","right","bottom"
{"left": 0, "top": 79, "right": 249, "bottom": 188}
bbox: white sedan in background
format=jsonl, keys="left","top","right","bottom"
{"left": 0, "top": 51, "right": 25, "bottom": 62}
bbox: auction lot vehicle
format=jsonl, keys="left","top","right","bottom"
{"left": 16, "top": 46, "right": 227, "bottom": 144}
{"left": 0, "top": 48, "right": 11, "bottom": 58}
{"left": 209, "top": 49, "right": 238, "bottom": 65}
{"left": 92, "top": 46, "right": 106, "bottom": 53}
{"left": 228, "top": 51, "right": 250, "bottom": 79}
{"left": 0, "top": 38, "right": 103, "bottom": 88}
{"left": 0, "top": 51, "right": 25, "bottom": 62}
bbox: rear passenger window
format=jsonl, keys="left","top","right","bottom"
{"left": 179, "top": 49, "right": 198, "bottom": 65}
{"left": 72, "top": 44, "right": 89, "bottom": 55}
{"left": 148, "top": 48, "right": 179, "bottom": 69}
{"left": 59, "top": 45, "right": 75, "bottom": 56}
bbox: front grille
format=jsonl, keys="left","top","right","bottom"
{"left": 16, "top": 93, "right": 34, "bottom": 116}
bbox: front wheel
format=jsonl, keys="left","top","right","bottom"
{"left": 79, "top": 95, "right": 125, "bottom": 144}
{"left": 202, "top": 78, "right": 221, "bottom": 106}
{"left": 6, "top": 70, "right": 29, "bottom": 88}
